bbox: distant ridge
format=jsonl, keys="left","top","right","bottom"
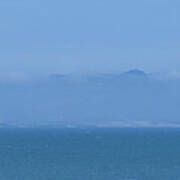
{"left": 49, "top": 69, "right": 148, "bottom": 81}
{"left": 123, "top": 69, "right": 147, "bottom": 76}
{"left": 1, "top": 69, "right": 180, "bottom": 127}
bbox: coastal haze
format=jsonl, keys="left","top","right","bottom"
{"left": 0, "top": 69, "right": 179, "bottom": 128}
{"left": 1, "top": 0, "right": 180, "bottom": 179}
{"left": 0, "top": 0, "right": 180, "bottom": 128}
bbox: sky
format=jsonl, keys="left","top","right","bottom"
{"left": 0, "top": 0, "right": 180, "bottom": 75}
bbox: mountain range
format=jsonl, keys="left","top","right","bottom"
{"left": 0, "top": 69, "right": 180, "bottom": 128}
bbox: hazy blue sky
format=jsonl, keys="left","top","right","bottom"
{"left": 0, "top": 0, "right": 180, "bottom": 75}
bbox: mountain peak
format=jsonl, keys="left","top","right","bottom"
{"left": 125, "top": 69, "right": 146, "bottom": 76}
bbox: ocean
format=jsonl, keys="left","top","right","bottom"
{"left": 0, "top": 128, "right": 180, "bottom": 180}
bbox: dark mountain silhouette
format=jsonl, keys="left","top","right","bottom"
{"left": 49, "top": 69, "right": 148, "bottom": 84}
{"left": 124, "top": 69, "right": 147, "bottom": 76}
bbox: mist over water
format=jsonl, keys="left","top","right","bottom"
{"left": 0, "top": 69, "right": 180, "bottom": 127}
{"left": 1, "top": 0, "right": 180, "bottom": 179}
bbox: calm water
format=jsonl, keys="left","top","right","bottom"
{"left": 0, "top": 128, "right": 180, "bottom": 180}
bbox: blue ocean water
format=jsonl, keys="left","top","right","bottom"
{"left": 0, "top": 128, "right": 180, "bottom": 180}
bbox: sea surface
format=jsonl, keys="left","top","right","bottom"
{"left": 0, "top": 128, "right": 180, "bottom": 180}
